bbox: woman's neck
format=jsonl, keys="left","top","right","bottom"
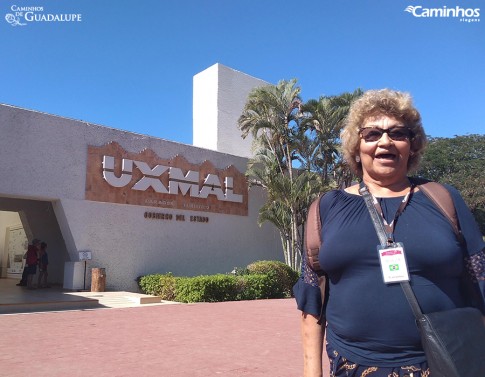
{"left": 362, "top": 176, "right": 411, "bottom": 198}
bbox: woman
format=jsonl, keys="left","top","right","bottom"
{"left": 294, "top": 89, "right": 485, "bottom": 376}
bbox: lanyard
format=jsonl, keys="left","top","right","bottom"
{"left": 359, "top": 182, "right": 415, "bottom": 244}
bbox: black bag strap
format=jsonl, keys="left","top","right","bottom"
{"left": 306, "top": 180, "right": 463, "bottom": 276}
{"left": 305, "top": 180, "right": 461, "bottom": 321}
{"left": 359, "top": 183, "right": 425, "bottom": 319}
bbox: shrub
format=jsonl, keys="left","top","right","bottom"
{"left": 236, "top": 273, "right": 282, "bottom": 300}
{"left": 137, "top": 260, "right": 299, "bottom": 303}
{"left": 175, "top": 275, "right": 238, "bottom": 303}
{"left": 246, "top": 260, "right": 299, "bottom": 297}
{"left": 137, "top": 273, "right": 176, "bottom": 300}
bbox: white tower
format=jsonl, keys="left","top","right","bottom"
{"left": 193, "top": 63, "right": 268, "bottom": 158}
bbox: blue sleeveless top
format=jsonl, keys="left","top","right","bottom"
{"left": 294, "top": 185, "right": 485, "bottom": 366}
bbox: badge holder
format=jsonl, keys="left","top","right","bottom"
{"left": 377, "top": 242, "right": 410, "bottom": 284}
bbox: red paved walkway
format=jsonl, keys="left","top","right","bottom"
{"left": 0, "top": 299, "right": 330, "bottom": 376}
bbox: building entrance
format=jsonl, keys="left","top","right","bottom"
{"left": 0, "top": 215, "right": 27, "bottom": 278}
{"left": 0, "top": 197, "right": 69, "bottom": 286}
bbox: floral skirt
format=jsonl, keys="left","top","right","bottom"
{"left": 327, "top": 345, "right": 431, "bottom": 377}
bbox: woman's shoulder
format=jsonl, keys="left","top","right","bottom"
{"left": 411, "top": 179, "right": 465, "bottom": 209}
{"left": 412, "top": 179, "right": 484, "bottom": 254}
{"left": 320, "top": 185, "right": 361, "bottom": 201}
{"left": 318, "top": 184, "right": 360, "bottom": 198}
{"left": 318, "top": 187, "right": 361, "bottom": 212}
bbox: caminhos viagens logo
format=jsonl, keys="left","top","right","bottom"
{"left": 405, "top": 5, "right": 480, "bottom": 23}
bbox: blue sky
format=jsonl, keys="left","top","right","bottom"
{"left": 1, "top": 0, "right": 483, "bottom": 145}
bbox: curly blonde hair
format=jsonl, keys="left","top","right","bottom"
{"left": 341, "top": 89, "right": 427, "bottom": 176}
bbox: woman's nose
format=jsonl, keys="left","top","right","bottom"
{"left": 377, "top": 132, "right": 393, "bottom": 145}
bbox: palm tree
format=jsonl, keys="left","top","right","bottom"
{"left": 246, "top": 146, "right": 322, "bottom": 270}
{"left": 300, "top": 89, "right": 363, "bottom": 186}
{"left": 239, "top": 79, "right": 302, "bottom": 179}
{"left": 239, "top": 82, "right": 362, "bottom": 270}
{"left": 239, "top": 80, "right": 311, "bottom": 270}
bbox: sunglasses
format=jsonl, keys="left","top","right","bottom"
{"left": 359, "top": 126, "right": 413, "bottom": 142}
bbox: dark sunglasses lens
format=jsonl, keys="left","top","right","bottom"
{"left": 361, "top": 129, "right": 383, "bottom": 142}
{"left": 361, "top": 127, "right": 410, "bottom": 142}
{"left": 388, "top": 129, "right": 410, "bottom": 141}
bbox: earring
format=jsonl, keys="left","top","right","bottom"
{"left": 355, "top": 155, "right": 361, "bottom": 163}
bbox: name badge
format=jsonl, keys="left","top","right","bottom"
{"left": 377, "top": 242, "right": 410, "bottom": 284}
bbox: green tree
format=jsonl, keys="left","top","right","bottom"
{"left": 239, "top": 80, "right": 322, "bottom": 270}
{"left": 247, "top": 148, "right": 323, "bottom": 269}
{"left": 299, "top": 89, "right": 363, "bottom": 186}
{"left": 415, "top": 134, "right": 485, "bottom": 233}
{"left": 239, "top": 80, "right": 361, "bottom": 270}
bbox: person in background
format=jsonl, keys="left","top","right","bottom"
{"left": 16, "top": 252, "right": 29, "bottom": 286}
{"left": 25, "top": 238, "right": 41, "bottom": 289}
{"left": 37, "top": 242, "right": 50, "bottom": 288}
{"left": 294, "top": 89, "right": 485, "bottom": 376}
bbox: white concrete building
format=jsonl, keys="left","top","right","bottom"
{"left": 0, "top": 64, "right": 281, "bottom": 292}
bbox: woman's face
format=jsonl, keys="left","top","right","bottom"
{"left": 358, "top": 115, "right": 411, "bottom": 184}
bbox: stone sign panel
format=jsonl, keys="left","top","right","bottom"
{"left": 85, "top": 142, "right": 248, "bottom": 216}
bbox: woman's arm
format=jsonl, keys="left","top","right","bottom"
{"left": 301, "top": 312, "right": 325, "bottom": 377}
{"left": 447, "top": 185, "right": 485, "bottom": 313}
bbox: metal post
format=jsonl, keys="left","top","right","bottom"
{"left": 83, "top": 260, "right": 87, "bottom": 290}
